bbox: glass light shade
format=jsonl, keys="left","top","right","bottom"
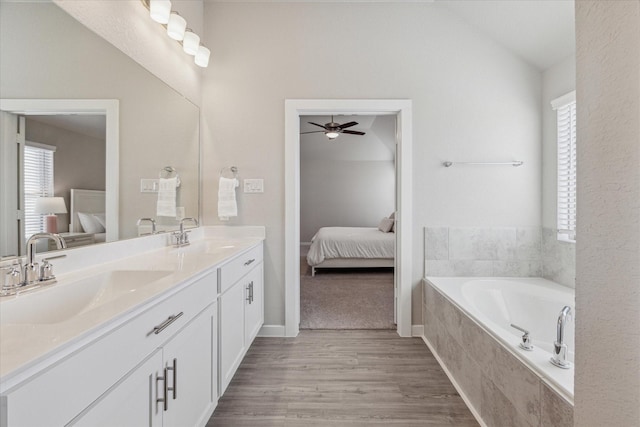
{"left": 167, "top": 12, "right": 186, "bottom": 41}
{"left": 183, "top": 30, "right": 200, "bottom": 56}
{"left": 149, "top": 0, "right": 171, "bottom": 24}
{"left": 195, "top": 46, "right": 211, "bottom": 68}
{"left": 326, "top": 131, "right": 340, "bottom": 139}
{"left": 34, "top": 197, "right": 67, "bottom": 214}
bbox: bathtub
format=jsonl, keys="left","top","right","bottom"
{"left": 424, "top": 277, "right": 575, "bottom": 406}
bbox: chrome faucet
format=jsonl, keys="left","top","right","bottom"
{"left": 173, "top": 217, "right": 198, "bottom": 247}
{"left": 137, "top": 217, "right": 157, "bottom": 235}
{"left": 24, "top": 233, "right": 67, "bottom": 286}
{"left": 550, "top": 305, "right": 572, "bottom": 369}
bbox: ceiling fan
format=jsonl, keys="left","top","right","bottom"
{"left": 301, "top": 116, "right": 366, "bottom": 140}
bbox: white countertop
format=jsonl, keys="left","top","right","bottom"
{"left": 0, "top": 231, "right": 263, "bottom": 391}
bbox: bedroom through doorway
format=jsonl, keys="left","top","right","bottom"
{"left": 299, "top": 114, "right": 397, "bottom": 329}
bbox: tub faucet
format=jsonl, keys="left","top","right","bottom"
{"left": 550, "top": 306, "right": 572, "bottom": 369}
{"left": 24, "top": 233, "right": 67, "bottom": 286}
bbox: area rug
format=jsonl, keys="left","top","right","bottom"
{"left": 299, "top": 257, "right": 395, "bottom": 329}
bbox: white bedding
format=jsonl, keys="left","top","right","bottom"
{"left": 306, "top": 227, "right": 395, "bottom": 267}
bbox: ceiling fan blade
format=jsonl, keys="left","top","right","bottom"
{"left": 342, "top": 130, "right": 366, "bottom": 136}
{"left": 337, "top": 121, "right": 358, "bottom": 129}
{"left": 300, "top": 131, "right": 325, "bottom": 134}
{"left": 308, "top": 122, "right": 327, "bottom": 129}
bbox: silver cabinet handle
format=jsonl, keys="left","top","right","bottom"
{"left": 250, "top": 281, "right": 254, "bottom": 303}
{"left": 167, "top": 358, "right": 177, "bottom": 400}
{"left": 244, "top": 258, "right": 255, "bottom": 266}
{"left": 152, "top": 312, "right": 184, "bottom": 335}
{"left": 156, "top": 370, "right": 168, "bottom": 411}
{"left": 246, "top": 283, "right": 252, "bottom": 303}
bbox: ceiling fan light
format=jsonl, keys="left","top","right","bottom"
{"left": 326, "top": 131, "right": 340, "bottom": 139}
{"left": 150, "top": 0, "right": 171, "bottom": 24}
{"left": 167, "top": 12, "right": 186, "bottom": 41}
{"left": 183, "top": 30, "right": 200, "bottom": 55}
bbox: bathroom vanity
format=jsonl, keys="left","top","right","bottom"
{"left": 0, "top": 228, "right": 264, "bottom": 427}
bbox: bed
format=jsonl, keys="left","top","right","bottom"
{"left": 69, "top": 189, "right": 107, "bottom": 243}
{"left": 306, "top": 227, "right": 395, "bottom": 276}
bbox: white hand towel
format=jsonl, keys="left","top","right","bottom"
{"left": 218, "top": 177, "right": 239, "bottom": 220}
{"left": 157, "top": 177, "right": 177, "bottom": 217}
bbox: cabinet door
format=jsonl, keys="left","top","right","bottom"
{"left": 244, "top": 263, "right": 264, "bottom": 346}
{"left": 219, "top": 280, "right": 246, "bottom": 395}
{"left": 162, "top": 303, "right": 217, "bottom": 427}
{"left": 70, "top": 350, "right": 163, "bottom": 427}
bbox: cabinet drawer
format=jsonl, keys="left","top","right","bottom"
{"left": 219, "top": 243, "right": 263, "bottom": 294}
{"left": 2, "top": 271, "right": 217, "bottom": 427}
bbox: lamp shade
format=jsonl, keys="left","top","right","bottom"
{"left": 34, "top": 197, "right": 67, "bottom": 214}
{"left": 195, "top": 46, "right": 210, "bottom": 67}
{"left": 149, "top": 0, "right": 171, "bottom": 24}
{"left": 183, "top": 30, "right": 200, "bottom": 56}
{"left": 167, "top": 12, "right": 187, "bottom": 41}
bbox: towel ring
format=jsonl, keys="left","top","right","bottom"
{"left": 220, "top": 166, "right": 238, "bottom": 179}
{"left": 160, "top": 166, "right": 181, "bottom": 186}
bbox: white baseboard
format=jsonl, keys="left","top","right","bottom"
{"left": 258, "top": 324, "right": 286, "bottom": 337}
{"left": 421, "top": 335, "right": 487, "bottom": 427}
{"left": 411, "top": 324, "right": 424, "bottom": 337}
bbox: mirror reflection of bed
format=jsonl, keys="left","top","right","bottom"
{"left": 299, "top": 114, "right": 396, "bottom": 330}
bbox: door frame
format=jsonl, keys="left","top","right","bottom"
{"left": 0, "top": 99, "right": 120, "bottom": 242}
{"left": 284, "top": 99, "right": 413, "bottom": 337}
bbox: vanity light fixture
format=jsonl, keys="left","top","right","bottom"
{"left": 182, "top": 29, "right": 200, "bottom": 55}
{"left": 167, "top": 12, "right": 186, "bottom": 41}
{"left": 149, "top": 0, "right": 171, "bottom": 24}
{"left": 141, "top": 0, "right": 210, "bottom": 68}
{"left": 195, "top": 46, "right": 211, "bottom": 68}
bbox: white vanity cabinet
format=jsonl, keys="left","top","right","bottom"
{"left": 72, "top": 303, "right": 217, "bottom": 427}
{"left": 218, "top": 243, "right": 264, "bottom": 395}
{"left": 1, "top": 271, "right": 218, "bottom": 427}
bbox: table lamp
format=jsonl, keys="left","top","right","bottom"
{"left": 34, "top": 197, "right": 67, "bottom": 234}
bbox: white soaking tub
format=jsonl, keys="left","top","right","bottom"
{"left": 425, "top": 277, "right": 575, "bottom": 403}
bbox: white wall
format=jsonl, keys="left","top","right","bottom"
{"left": 54, "top": 0, "right": 203, "bottom": 106}
{"left": 300, "top": 115, "right": 395, "bottom": 242}
{"left": 575, "top": 1, "right": 640, "bottom": 425}
{"left": 201, "top": 2, "right": 542, "bottom": 326}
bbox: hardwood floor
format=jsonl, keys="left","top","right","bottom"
{"left": 207, "top": 330, "right": 478, "bottom": 426}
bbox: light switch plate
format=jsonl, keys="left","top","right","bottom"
{"left": 244, "top": 179, "right": 264, "bottom": 193}
{"left": 140, "top": 178, "right": 159, "bottom": 193}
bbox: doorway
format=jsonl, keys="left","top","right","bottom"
{"left": 284, "top": 99, "right": 413, "bottom": 337}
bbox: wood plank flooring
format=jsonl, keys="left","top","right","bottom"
{"left": 207, "top": 330, "right": 478, "bottom": 426}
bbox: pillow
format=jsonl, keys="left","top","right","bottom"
{"left": 77, "top": 212, "right": 105, "bottom": 234}
{"left": 389, "top": 211, "right": 396, "bottom": 220}
{"left": 93, "top": 213, "right": 106, "bottom": 229}
{"left": 378, "top": 217, "right": 394, "bottom": 233}
{"left": 391, "top": 219, "right": 396, "bottom": 233}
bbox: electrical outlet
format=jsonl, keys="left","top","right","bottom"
{"left": 243, "top": 179, "right": 264, "bottom": 193}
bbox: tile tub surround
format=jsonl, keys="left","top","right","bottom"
{"left": 425, "top": 226, "right": 575, "bottom": 287}
{"left": 422, "top": 280, "right": 573, "bottom": 427}
{"left": 425, "top": 227, "right": 542, "bottom": 277}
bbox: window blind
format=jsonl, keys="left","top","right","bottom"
{"left": 552, "top": 91, "right": 576, "bottom": 242}
{"left": 24, "top": 143, "right": 55, "bottom": 239}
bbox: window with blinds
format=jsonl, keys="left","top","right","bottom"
{"left": 24, "top": 143, "right": 55, "bottom": 239}
{"left": 552, "top": 91, "right": 576, "bottom": 242}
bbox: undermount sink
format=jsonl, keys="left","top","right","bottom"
{"left": 171, "top": 240, "right": 237, "bottom": 256}
{"left": 0, "top": 270, "right": 172, "bottom": 325}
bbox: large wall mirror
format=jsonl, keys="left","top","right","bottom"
{"left": 0, "top": 1, "right": 200, "bottom": 258}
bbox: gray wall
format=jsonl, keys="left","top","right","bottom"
{"left": 25, "top": 118, "right": 106, "bottom": 233}
{"left": 575, "top": 1, "right": 640, "bottom": 425}
{"left": 201, "top": 2, "right": 542, "bottom": 326}
{"left": 300, "top": 115, "right": 396, "bottom": 242}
